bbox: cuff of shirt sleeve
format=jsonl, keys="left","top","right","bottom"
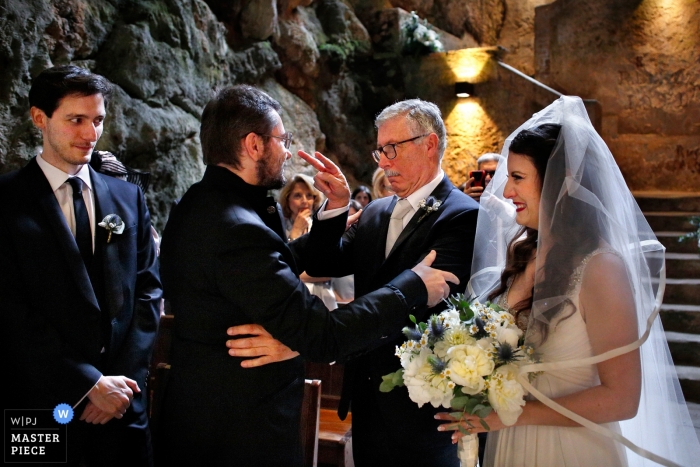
{"left": 317, "top": 199, "right": 349, "bottom": 220}
{"left": 386, "top": 269, "right": 428, "bottom": 311}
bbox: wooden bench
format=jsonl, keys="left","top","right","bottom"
{"left": 306, "top": 362, "right": 354, "bottom": 467}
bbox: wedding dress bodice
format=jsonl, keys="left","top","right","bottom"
{"left": 484, "top": 248, "right": 628, "bottom": 467}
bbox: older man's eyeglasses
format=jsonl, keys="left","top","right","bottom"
{"left": 371, "top": 134, "right": 428, "bottom": 163}
{"left": 258, "top": 132, "right": 294, "bottom": 149}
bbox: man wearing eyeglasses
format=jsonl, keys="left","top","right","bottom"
{"left": 276, "top": 99, "right": 480, "bottom": 466}
{"left": 157, "top": 87, "right": 459, "bottom": 466}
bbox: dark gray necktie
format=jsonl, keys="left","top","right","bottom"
{"left": 67, "top": 177, "right": 92, "bottom": 267}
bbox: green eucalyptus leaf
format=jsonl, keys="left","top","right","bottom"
{"left": 392, "top": 369, "right": 405, "bottom": 386}
{"left": 450, "top": 396, "right": 469, "bottom": 410}
{"left": 409, "top": 314, "right": 417, "bottom": 324}
{"left": 379, "top": 380, "right": 395, "bottom": 392}
{"left": 471, "top": 404, "right": 487, "bottom": 415}
{"left": 475, "top": 406, "right": 493, "bottom": 419}
{"left": 379, "top": 371, "right": 401, "bottom": 392}
{"left": 463, "top": 398, "right": 481, "bottom": 414}
{"left": 480, "top": 419, "right": 491, "bottom": 431}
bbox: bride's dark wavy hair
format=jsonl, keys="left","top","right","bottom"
{"left": 488, "top": 123, "right": 599, "bottom": 340}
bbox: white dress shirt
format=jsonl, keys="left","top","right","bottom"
{"left": 36, "top": 155, "right": 96, "bottom": 251}
{"left": 317, "top": 169, "right": 445, "bottom": 226}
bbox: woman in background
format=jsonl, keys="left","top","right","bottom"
{"left": 279, "top": 173, "right": 337, "bottom": 309}
{"left": 352, "top": 185, "right": 372, "bottom": 208}
{"left": 371, "top": 167, "right": 393, "bottom": 199}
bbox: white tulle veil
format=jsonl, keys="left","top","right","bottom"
{"left": 468, "top": 96, "right": 700, "bottom": 466}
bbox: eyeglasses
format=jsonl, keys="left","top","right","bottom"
{"left": 258, "top": 132, "right": 294, "bottom": 149}
{"left": 371, "top": 134, "right": 429, "bottom": 163}
{"left": 484, "top": 170, "right": 496, "bottom": 178}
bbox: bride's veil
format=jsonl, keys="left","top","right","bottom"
{"left": 468, "top": 96, "right": 700, "bottom": 466}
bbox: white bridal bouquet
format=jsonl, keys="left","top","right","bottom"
{"left": 380, "top": 294, "right": 536, "bottom": 466}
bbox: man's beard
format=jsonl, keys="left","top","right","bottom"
{"left": 256, "top": 146, "right": 286, "bottom": 189}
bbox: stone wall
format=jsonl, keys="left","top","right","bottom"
{"left": 535, "top": 0, "right": 700, "bottom": 192}
{"left": 1, "top": 0, "right": 697, "bottom": 230}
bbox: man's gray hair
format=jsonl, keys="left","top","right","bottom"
{"left": 477, "top": 152, "right": 504, "bottom": 166}
{"left": 375, "top": 99, "right": 447, "bottom": 160}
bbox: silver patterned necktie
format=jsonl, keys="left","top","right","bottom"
{"left": 385, "top": 198, "right": 413, "bottom": 257}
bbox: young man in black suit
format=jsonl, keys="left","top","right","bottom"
{"left": 0, "top": 66, "right": 162, "bottom": 465}
{"left": 157, "top": 85, "right": 457, "bottom": 466}
{"left": 230, "top": 99, "right": 480, "bottom": 466}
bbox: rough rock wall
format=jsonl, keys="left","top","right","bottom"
{"left": 0, "top": 0, "right": 323, "bottom": 229}
{"left": 2, "top": 0, "right": 697, "bottom": 232}
{"left": 535, "top": 0, "right": 700, "bottom": 192}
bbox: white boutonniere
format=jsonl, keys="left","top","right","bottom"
{"left": 417, "top": 196, "right": 442, "bottom": 222}
{"left": 98, "top": 214, "right": 125, "bottom": 243}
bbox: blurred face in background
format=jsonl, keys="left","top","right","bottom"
{"left": 479, "top": 159, "right": 499, "bottom": 186}
{"left": 353, "top": 190, "right": 370, "bottom": 207}
{"left": 287, "top": 182, "right": 315, "bottom": 219}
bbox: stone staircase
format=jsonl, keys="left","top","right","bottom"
{"left": 635, "top": 192, "right": 700, "bottom": 440}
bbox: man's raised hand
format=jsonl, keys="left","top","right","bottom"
{"left": 297, "top": 151, "right": 350, "bottom": 210}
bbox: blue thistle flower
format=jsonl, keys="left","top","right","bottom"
{"left": 402, "top": 325, "right": 422, "bottom": 341}
{"left": 496, "top": 342, "right": 517, "bottom": 364}
{"left": 427, "top": 355, "right": 446, "bottom": 373}
{"left": 472, "top": 316, "right": 488, "bottom": 339}
{"left": 428, "top": 315, "right": 446, "bottom": 339}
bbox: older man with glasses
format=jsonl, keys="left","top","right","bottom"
{"left": 158, "top": 88, "right": 459, "bottom": 467}
{"left": 230, "top": 98, "right": 480, "bottom": 466}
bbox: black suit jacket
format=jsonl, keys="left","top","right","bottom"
{"left": 0, "top": 158, "right": 162, "bottom": 449}
{"left": 157, "top": 166, "right": 428, "bottom": 467}
{"left": 304, "top": 175, "right": 479, "bottom": 465}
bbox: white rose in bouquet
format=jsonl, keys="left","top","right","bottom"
{"left": 446, "top": 344, "right": 494, "bottom": 394}
{"left": 487, "top": 364, "right": 527, "bottom": 426}
{"left": 433, "top": 326, "right": 475, "bottom": 359}
{"left": 494, "top": 323, "right": 523, "bottom": 348}
{"left": 404, "top": 347, "right": 453, "bottom": 408}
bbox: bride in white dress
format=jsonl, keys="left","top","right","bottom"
{"left": 438, "top": 96, "right": 700, "bottom": 466}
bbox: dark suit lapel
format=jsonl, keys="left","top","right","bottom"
{"left": 386, "top": 175, "right": 454, "bottom": 259}
{"left": 26, "top": 159, "right": 101, "bottom": 311}
{"left": 91, "top": 168, "right": 124, "bottom": 319}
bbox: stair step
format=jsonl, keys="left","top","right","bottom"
{"left": 665, "top": 252, "right": 700, "bottom": 279}
{"left": 687, "top": 402, "right": 700, "bottom": 439}
{"left": 658, "top": 278, "right": 700, "bottom": 305}
{"left": 644, "top": 212, "right": 699, "bottom": 232}
{"left": 667, "top": 331, "right": 700, "bottom": 367}
{"left": 633, "top": 192, "right": 700, "bottom": 212}
{"left": 660, "top": 304, "right": 700, "bottom": 334}
{"left": 679, "top": 371, "right": 700, "bottom": 405}
{"left": 656, "top": 232, "right": 700, "bottom": 254}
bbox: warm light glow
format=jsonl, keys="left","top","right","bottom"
{"left": 456, "top": 93, "right": 471, "bottom": 98}
{"left": 442, "top": 100, "right": 501, "bottom": 183}
{"left": 446, "top": 49, "right": 495, "bottom": 83}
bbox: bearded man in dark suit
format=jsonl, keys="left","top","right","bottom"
{"left": 0, "top": 66, "right": 162, "bottom": 466}
{"left": 230, "top": 99, "right": 479, "bottom": 466}
{"left": 156, "top": 85, "right": 457, "bottom": 466}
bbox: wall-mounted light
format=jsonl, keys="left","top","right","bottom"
{"left": 455, "top": 82, "right": 475, "bottom": 98}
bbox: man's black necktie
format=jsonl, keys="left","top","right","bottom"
{"left": 67, "top": 177, "right": 92, "bottom": 268}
